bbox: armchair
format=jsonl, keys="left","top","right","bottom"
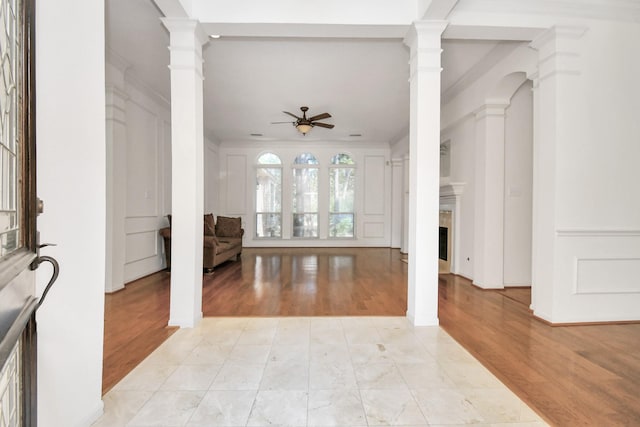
{"left": 160, "top": 214, "right": 244, "bottom": 272}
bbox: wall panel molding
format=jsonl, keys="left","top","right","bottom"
{"left": 574, "top": 257, "right": 640, "bottom": 294}
{"left": 557, "top": 228, "right": 640, "bottom": 237}
{"left": 363, "top": 222, "right": 385, "bottom": 238}
{"left": 363, "top": 155, "right": 386, "bottom": 215}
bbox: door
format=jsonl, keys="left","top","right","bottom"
{"left": 0, "top": 0, "right": 38, "bottom": 424}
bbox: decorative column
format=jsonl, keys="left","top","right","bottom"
{"left": 404, "top": 21, "right": 447, "bottom": 326}
{"left": 105, "top": 56, "right": 129, "bottom": 293}
{"left": 401, "top": 154, "right": 410, "bottom": 254}
{"left": 472, "top": 101, "right": 509, "bottom": 289}
{"left": 529, "top": 26, "right": 586, "bottom": 321}
{"left": 161, "top": 18, "right": 209, "bottom": 328}
{"left": 390, "top": 158, "right": 404, "bottom": 248}
{"left": 528, "top": 71, "right": 540, "bottom": 313}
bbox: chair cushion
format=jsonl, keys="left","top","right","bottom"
{"left": 214, "top": 241, "right": 234, "bottom": 254}
{"left": 215, "top": 216, "right": 242, "bottom": 237}
{"left": 218, "top": 237, "right": 242, "bottom": 249}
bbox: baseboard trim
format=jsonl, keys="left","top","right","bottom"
{"left": 533, "top": 314, "right": 640, "bottom": 327}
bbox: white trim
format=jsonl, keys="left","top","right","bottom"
{"left": 556, "top": 229, "right": 640, "bottom": 237}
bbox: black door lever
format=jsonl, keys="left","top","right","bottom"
{"left": 30, "top": 243, "right": 60, "bottom": 309}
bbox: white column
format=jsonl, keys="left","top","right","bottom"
{"left": 161, "top": 18, "right": 209, "bottom": 328}
{"left": 529, "top": 72, "right": 540, "bottom": 313}
{"left": 105, "top": 59, "right": 128, "bottom": 293}
{"left": 404, "top": 21, "right": 447, "bottom": 326}
{"left": 529, "top": 26, "right": 586, "bottom": 321}
{"left": 390, "top": 158, "right": 404, "bottom": 248}
{"left": 401, "top": 154, "right": 410, "bottom": 254}
{"left": 472, "top": 102, "right": 508, "bottom": 289}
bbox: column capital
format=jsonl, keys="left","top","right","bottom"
{"left": 404, "top": 21, "right": 448, "bottom": 81}
{"left": 530, "top": 25, "right": 588, "bottom": 82}
{"left": 403, "top": 20, "right": 448, "bottom": 50}
{"left": 161, "top": 18, "right": 209, "bottom": 47}
{"left": 474, "top": 100, "right": 510, "bottom": 120}
{"left": 162, "top": 18, "right": 209, "bottom": 80}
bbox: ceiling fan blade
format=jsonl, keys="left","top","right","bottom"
{"left": 312, "top": 122, "right": 334, "bottom": 129}
{"left": 283, "top": 111, "right": 301, "bottom": 120}
{"left": 271, "top": 121, "right": 295, "bottom": 124}
{"left": 309, "top": 112, "right": 331, "bottom": 121}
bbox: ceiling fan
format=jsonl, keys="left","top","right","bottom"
{"left": 271, "top": 106, "right": 334, "bottom": 135}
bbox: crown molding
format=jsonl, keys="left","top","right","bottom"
{"left": 452, "top": 0, "right": 640, "bottom": 23}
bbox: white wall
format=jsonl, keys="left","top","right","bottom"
{"left": 442, "top": 115, "right": 475, "bottom": 279}
{"left": 218, "top": 141, "right": 392, "bottom": 246}
{"left": 204, "top": 137, "right": 220, "bottom": 215}
{"left": 36, "top": 1, "right": 106, "bottom": 425}
{"left": 531, "top": 21, "right": 640, "bottom": 322}
{"left": 503, "top": 81, "right": 533, "bottom": 285}
{"left": 122, "top": 79, "right": 172, "bottom": 281}
{"left": 106, "top": 59, "right": 172, "bottom": 289}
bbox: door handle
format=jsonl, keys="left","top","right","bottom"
{"left": 30, "top": 243, "right": 60, "bottom": 309}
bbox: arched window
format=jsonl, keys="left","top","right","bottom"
{"left": 329, "top": 153, "right": 356, "bottom": 237}
{"left": 255, "top": 153, "right": 282, "bottom": 238}
{"left": 292, "top": 153, "right": 319, "bottom": 237}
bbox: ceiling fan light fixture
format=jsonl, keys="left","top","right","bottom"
{"left": 296, "top": 123, "right": 313, "bottom": 135}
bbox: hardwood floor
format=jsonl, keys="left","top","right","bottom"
{"left": 103, "top": 248, "right": 640, "bottom": 425}
{"left": 439, "top": 274, "right": 640, "bottom": 426}
{"left": 202, "top": 247, "right": 408, "bottom": 316}
{"left": 102, "top": 272, "right": 177, "bottom": 394}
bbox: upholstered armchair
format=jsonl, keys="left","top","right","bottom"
{"left": 159, "top": 214, "right": 243, "bottom": 271}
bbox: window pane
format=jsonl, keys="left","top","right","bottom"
{"left": 294, "top": 153, "right": 318, "bottom": 165}
{"left": 293, "top": 213, "right": 318, "bottom": 238}
{"left": 256, "top": 168, "right": 281, "bottom": 212}
{"left": 292, "top": 168, "right": 318, "bottom": 213}
{"left": 256, "top": 213, "right": 281, "bottom": 238}
{"left": 0, "top": 0, "right": 22, "bottom": 259}
{"left": 329, "top": 214, "right": 354, "bottom": 238}
{"left": 257, "top": 152, "right": 281, "bottom": 165}
{"left": 329, "top": 168, "right": 355, "bottom": 212}
{"left": 330, "top": 153, "right": 354, "bottom": 165}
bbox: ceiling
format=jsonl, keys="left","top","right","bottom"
{"left": 106, "top": 0, "right": 514, "bottom": 145}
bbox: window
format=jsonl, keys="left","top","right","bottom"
{"left": 0, "top": 1, "right": 38, "bottom": 424}
{"left": 255, "top": 153, "right": 282, "bottom": 238}
{"left": 292, "top": 153, "right": 318, "bottom": 238}
{"left": 1, "top": 0, "right": 24, "bottom": 258}
{"left": 329, "top": 153, "right": 355, "bottom": 237}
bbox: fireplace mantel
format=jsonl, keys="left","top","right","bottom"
{"left": 440, "top": 182, "right": 465, "bottom": 199}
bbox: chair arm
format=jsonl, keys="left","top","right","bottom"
{"left": 203, "top": 235, "right": 219, "bottom": 248}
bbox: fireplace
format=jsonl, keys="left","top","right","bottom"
{"left": 439, "top": 210, "right": 452, "bottom": 273}
{"left": 439, "top": 226, "right": 448, "bottom": 261}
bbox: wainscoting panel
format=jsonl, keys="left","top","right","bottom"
{"left": 124, "top": 216, "right": 163, "bottom": 282}
{"left": 125, "top": 231, "right": 158, "bottom": 264}
{"left": 363, "top": 155, "right": 385, "bottom": 215}
{"left": 548, "top": 230, "right": 640, "bottom": 322}
{"left": 575, "top": 258, "right": 640, "bottom": 294}
{"left": 363, "top": 222, "right": 385, "bottom": 238}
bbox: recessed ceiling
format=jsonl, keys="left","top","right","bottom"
{"left": 106, "top": 0, "right": 520, "bottom": 145}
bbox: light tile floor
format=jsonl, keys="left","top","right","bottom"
{"left": 92, "top": 317, "right": 549, "bottom": 427}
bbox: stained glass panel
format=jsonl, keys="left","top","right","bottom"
{"left": 0, "top": 0, "right": 21, "bottom": 258}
